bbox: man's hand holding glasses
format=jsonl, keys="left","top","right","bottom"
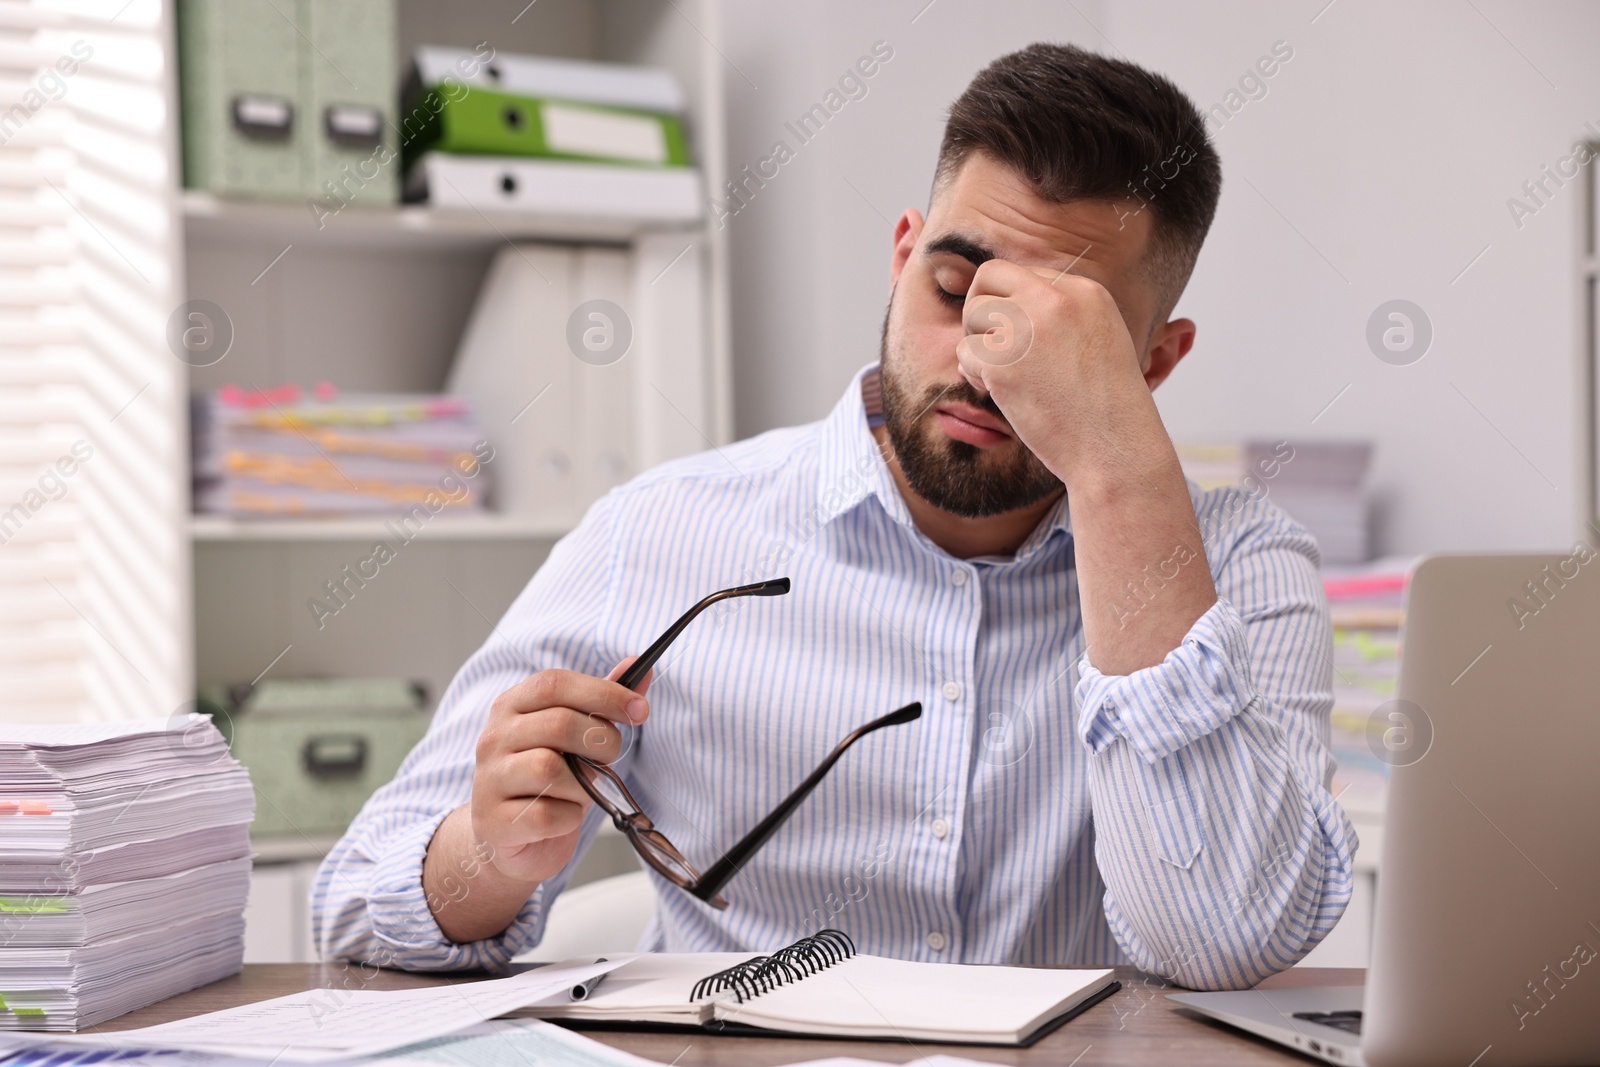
{"left": 424, "top": 577, "right": 919, "bottom": 942}
{"left": 423, "top": 658, "right": 656, "bottom": 944}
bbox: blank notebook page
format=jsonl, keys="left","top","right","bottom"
{"left": 715, "top": 955, "right": 1114, "bottom": 1042}
{"left": 557, "top": 953, "right": 754, "bottom": 1020}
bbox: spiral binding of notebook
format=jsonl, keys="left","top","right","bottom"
{"left": 690, "top": 929, "right": 856, "bottom": 1004}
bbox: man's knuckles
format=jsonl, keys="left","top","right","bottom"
{"left": 524, "top": 745, "right": 570, "bottom": 784}
{"left": 499, "top": 795, "right": 581, "bottom": 840}
{"left": 519, "top": 671, "right": 565, "bottom": 709}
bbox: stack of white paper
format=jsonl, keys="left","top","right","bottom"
{"left": 0, "top": 716, "right": 255, "bottom": 1031}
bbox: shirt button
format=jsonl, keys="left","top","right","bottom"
{"left": 926, "top": 931, "right": 948, "bottom": 951}
{"left": 942, "top": 681, "right": 962, "bottom": 701}
{"left": 951, "top": 569, "right": 968, "bottom": 587}
{"left": 931, "top": 818, "right": 949, "bottom": 839}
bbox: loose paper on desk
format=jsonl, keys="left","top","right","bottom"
{"left": 783, "top": 1059, "right": 1008, "bottom": 1067}
{"left": 5, "top": 958, "right": 631, "bottom": 1063}
{"left": 375, "top": 1025, "right": 1003, "bottom": 1067}
{"left": 372, "top": 1019, "right": 695, "bottom": 1067}
{"left": 0, "top": 1017, "right": 664, "bottom": 1067}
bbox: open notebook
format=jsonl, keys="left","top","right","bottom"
{"left": 528, "top": 930, "right": 1118, "bottom": 1047}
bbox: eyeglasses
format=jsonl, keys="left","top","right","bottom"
{"left": 564, "top": 579, "right": 922, "bottom": 910}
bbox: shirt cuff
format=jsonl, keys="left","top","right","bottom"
{"left": 1075, "top": 597, "right": 1259, "bottom": 763}
{"left": 365, "top": 810, "right": 545, "bottom": 971}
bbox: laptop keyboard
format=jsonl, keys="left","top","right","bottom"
{"left": 1293, "top": 1010, "right": 1363, "bottom": 1035}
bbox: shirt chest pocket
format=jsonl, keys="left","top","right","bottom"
{"left": 1134, "top": 754, "right": 1207, "bottom": 870}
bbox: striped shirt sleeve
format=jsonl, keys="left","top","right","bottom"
{"left": 1073, "top": 488, "right": 1358, "bottom": 990}
{"left": 311, "top": 495, "right": 622, "bottom": 972}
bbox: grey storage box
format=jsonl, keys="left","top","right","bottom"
{"left": 200, "top": 678, "right": 430, "bottom": 841}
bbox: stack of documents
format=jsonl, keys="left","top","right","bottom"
{"left": 1323, "top": 560, "right": 1413, "bottom": 820}
{"left": 192, "top": 385, "right": 491, "bottom": 518}
{"left": 1174, "top": 440, "right": 1251, "bottom": 492}
{"left": 1177, "top": 439, "right": 1374, "bottom": 564}
{"left": 1247, "top": 440, "right": 1373, "bottom": 564}
{"left": 400, "top": 47, "right": 700, "bottom": 222}
{"left": 0, "top": 716, "right": 255, "bottom": 1030}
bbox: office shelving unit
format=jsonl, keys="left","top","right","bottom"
{"left": 181, "top": 1, "right": 732, "bottom": 718}
{"left": 4, "top": 0, "right": 728, "bottom": 957}
{"left": 188, "top": 1, "right": 730, "bottom": 959}
{"left": 8, "top": 0, "right": 730, "bottom": 717}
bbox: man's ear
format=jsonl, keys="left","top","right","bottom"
{"left": 1142, "top": 317, "right": 1196, "bottom": 390}
{"left": 889, "top": 208, "right": 924, "bottom": 295}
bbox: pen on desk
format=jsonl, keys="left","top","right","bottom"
{"left": 570, "top": 959, "right": 609, "bottom": 1001}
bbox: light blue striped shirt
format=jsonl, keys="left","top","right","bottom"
{"left": 314, "top": 364, "right": 1356, "bottom": 990}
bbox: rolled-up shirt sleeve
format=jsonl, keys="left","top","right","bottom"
{"left": 312, "top": 495, "right": 620, "bottom": 971}
{"left": 1074, "top": 490, "right": 1358, "bottom": 990}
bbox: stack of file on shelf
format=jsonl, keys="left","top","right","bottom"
{"left": 1176, "top": 440, "right": 1374, "bottom": 564}
{"left": 192, "top": 384, "right": 491, "bottom": 519}
{"left": 0, "top": 716, "right": 255, "bottom": 1031}
{"left": 1323, "top": 561, "right": 1411, "bottom": 822}
{"left": 1249, "top": 440, "right": 1373, "bottom": 564}
{"left": 1174, "top": 441, "right": 1251, "bottom": 493}
{"left": 400, "top": 47, "right": 700, "bottom": 222}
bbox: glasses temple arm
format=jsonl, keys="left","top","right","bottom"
{"left": 617, "top": 578, "right": 789, "bottom": 691}
{"left": 689, "top": 702, "right": 922, "bottom": 901}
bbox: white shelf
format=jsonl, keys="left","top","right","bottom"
{"left": 190, "top": 513, "right": 571, "bottom": 542}
{"left": 1350, "top": 810, "right": 1384, "bottom": 874}
{"left": 180, "top": 189, "right": 695, "bottom": 250}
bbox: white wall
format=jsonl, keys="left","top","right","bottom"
{"left": 720, "top": 0, "right": 1600, "bottom": 556}
{"left": 718, "top": 0, "right": 1105, "bottom": 432}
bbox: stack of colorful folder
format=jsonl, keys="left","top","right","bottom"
{"left": 191, "top": 384, "right": 491, "bottom": 518}
{"left": 399, "top": 47, "right": 700, "bottom": 221}
{"left": 1324, "top": 564, "right": 1410, "bottom": 819}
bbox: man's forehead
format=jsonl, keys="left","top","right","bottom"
{"left": 924, "top": 154, "right": 1151, "bottom": 275}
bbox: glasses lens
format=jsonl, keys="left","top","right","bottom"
{"left": 634, "top": 828, "right": 700, "bottom": 884}
{"left": 573, "top": 758, "right": 633, "bottom": 815}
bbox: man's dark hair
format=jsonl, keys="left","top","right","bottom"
{"left": 935, "top": 43, "right": 1222, "bottom": 327}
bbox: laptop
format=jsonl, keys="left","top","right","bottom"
{"left": 1169, "top": 553, "right": 1600, "bottom": 1067}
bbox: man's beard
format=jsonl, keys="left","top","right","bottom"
{"left": 877, "top": 306, "right": 1063, "bottom": 520}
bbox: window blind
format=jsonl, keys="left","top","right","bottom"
{"left": 0, "top": 0, "right": 187, "bottom": 722}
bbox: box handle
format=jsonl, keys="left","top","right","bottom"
{"left": 324, "top": 104, "right": 384, "bottom": 148}
{"left": 302, "top": 734, "right": 367, "bottom": 779}
{"left": 231, "top": 95, "right": 294, "bottom": 140}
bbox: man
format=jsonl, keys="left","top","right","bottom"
{"left": 315, "top": 43, "right": 1355, "bottom": 991}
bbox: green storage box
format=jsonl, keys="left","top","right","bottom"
{"left": 178, "top": 0, "right": 307, "bottom": 198}
{"left": 178, "top": 0, "right": 398, "bottom": 205}
{"left": 200, "top": 678, "right": 430, "bottom": 841}
{"left": 302, "top": 0, "right": 399, "bottom": 208}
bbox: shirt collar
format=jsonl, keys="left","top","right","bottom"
{"left": 813, "top": 363, "right": 896, "bottom": 527}
{"left": 813, "top": 364, "right": 1073, "bottom": 563}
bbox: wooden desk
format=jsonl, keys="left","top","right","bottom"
{"left": 86, "top": 964, "right": 1362, "bottom": 1066}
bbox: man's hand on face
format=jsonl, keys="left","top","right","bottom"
{"left": 953, "top": 261, "right": 1160, "bottom": 489}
